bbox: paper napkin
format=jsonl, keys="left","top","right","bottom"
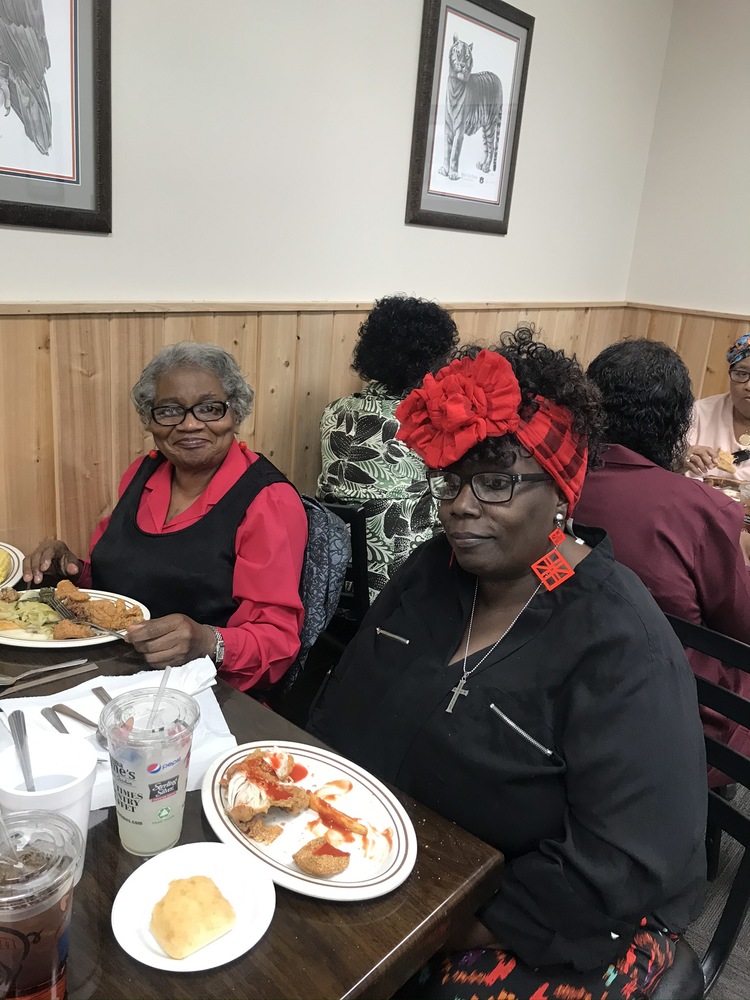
{"left": 0, "top": 657, "right": 237, "bottom": 811}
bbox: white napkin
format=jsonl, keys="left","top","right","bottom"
{"left": 0, "top": 658, "right": 237, "bottom": 811}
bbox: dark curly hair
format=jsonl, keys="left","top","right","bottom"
{"left": 586, "top": 339, "right": 693, "bottom": 472}
{"left": 452, "top": 327, "right": 605, "bottom": 471}
{"left": 351, "top": 294, "right": 459, "bottom": 396}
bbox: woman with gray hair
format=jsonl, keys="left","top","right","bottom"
{"left": 23, "top": 342, "right": 308, "bottom": 690}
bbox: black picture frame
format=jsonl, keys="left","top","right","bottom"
{"left": 0, "top": 0, "right": 111, "bottom": 233}
{"left": 405, "top": 0, "right": 534, "bottom": 236}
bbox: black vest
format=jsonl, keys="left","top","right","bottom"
{"left": 91, "top": 453, "right": 289, "bottom": 625}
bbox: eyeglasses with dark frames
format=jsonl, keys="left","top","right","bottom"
{"left": 729, "top": 368, "right": 750, "bottom": 385}
{"left": 150, "top": 400, "right": 231, "bottom": 426}
{"left": 427, "top": 470, "right": 550, "bottom": 504}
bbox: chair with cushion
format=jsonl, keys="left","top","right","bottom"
{"left": 650, "top": 615, "right": 750, "bottom": 999}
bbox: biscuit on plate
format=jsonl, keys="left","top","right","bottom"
{"left": 293, "top": 836, "right": 350, "bottom": 877}
{"left": 150, "top": 875, "right": 236, "bottom": 959}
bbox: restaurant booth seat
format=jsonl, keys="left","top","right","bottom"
{"left": 649, "top": 616, "right": 750, "bottom": 999}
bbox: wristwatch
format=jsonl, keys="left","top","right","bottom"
{"left": 210, "top": 627, "right": 225, "bottom": 668}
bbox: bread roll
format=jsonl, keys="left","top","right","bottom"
{"left": 150, "top": 875, "right": 236, "bottom": 959}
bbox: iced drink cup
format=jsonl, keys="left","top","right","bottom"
{"left": 99, "top": 687, "right": 200, "bottom": 857}
{"left": 0, "top": 735, "right": 97, "bottom": 885}
{"left": 740, "top": 483, "right": 750, "bottom": 532}
{"left": 0, "top": 810, "right": 82, "bottom": 1000}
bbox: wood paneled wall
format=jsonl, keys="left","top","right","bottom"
{"left": 0, "top": 302, "right": 747, "bottom": 557}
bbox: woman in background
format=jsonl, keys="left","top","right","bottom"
{"left": 686, "top": 331, "right": 750, "bottom": 479}
{"left": 24, "top": 342, "right": 307, "bottom": 691}
{"left": 317, "top": 294, "right": 458, "bottom": 602}
{"left": 577, "top": 338, "right": 750, "bottom": 779}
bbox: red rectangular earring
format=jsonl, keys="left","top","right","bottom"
{"left": 531, "top": 517, "right": 575, "bottom": 591}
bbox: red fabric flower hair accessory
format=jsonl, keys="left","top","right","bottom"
{"left": 395, "top": 351, "right": 521, "bottom": 469}
{"left": 396, "top": 348, "right": 589, "bottom": 512}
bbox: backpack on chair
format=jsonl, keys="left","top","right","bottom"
{"left": 281, "top": 495, "right": 350, "bottom": 693}
{"left": 231, "top": 454, "right": 350, "bottom": 698}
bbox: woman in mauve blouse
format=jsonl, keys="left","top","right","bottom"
{"left": 23, "top": 343, "right": 307, "bottom": 692}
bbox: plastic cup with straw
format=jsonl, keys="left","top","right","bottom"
{"left": 99, "top": 667, "right": 200, "bottom": 856}
{"left": 0, "top": 809, "right": 22, "bottom": 870}
{"left": 147, "top": 665, "right": 171, "bottom": 731}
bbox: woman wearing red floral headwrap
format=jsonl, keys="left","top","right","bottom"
{"left": 309, "top": 330, "right": 707, "bottom": 1000}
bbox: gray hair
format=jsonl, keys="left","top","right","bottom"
{"left": 131, "top": 342, "right": 255, "bottom": 427}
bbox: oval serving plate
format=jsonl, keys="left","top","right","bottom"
{"left": 0, "top": 588, "right": 150, "bottom": 648}
{"left": 201, "top": 740, "right": 417, "bottom": 902}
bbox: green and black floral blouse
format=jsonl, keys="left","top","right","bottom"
{"left": 317, "top": 382, "right": 440, "bottom": 604}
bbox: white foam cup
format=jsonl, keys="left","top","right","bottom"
{"left": 0, "top": 733, "right": 97, "bottom": 883}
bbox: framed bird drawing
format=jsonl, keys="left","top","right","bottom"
{"left": 0, "top": 0, "right": 110, "bottom": 232}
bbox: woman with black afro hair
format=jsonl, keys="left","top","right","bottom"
{"left": 317, "top": 294, "right": 459, "bottom": 603}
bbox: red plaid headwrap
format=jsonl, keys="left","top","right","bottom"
{"left": 395, "top": 350, "right": 588, "bottom": 512}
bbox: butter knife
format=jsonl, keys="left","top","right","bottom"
{"left": 6, "top": 663, "right": 97, "bottom": 696}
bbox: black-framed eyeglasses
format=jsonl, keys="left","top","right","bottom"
{"left": 729, "top": 368, "right": 750, "bottom": 384}
{"left": 150, "top": 400, "right": 231, "bottom": 426}
{"left": 426, "top": 470, "right": 550, "bottom": 504}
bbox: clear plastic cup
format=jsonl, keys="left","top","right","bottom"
{"left": 0, "top": 810, "right": 82, "bottom": 1000}
{"left": 740, "top": 483, "right": 750, "bottom": 532}
{"left": 0, "top": 735, "right": 97, "bottom": 885}
{"left": 99, "top": 687, "right": 200, "bottom": 857}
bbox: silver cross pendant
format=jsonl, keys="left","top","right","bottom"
{"left": 445, "top": 677, "right": 468, "bottom": 713}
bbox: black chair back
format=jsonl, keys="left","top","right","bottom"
{"left": 664, "top": 614, "right": 750, "bottom": 995}
{"left": 319, "top": 501, "right": 370, "bottom": 628}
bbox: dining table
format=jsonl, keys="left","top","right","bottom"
{"left": 1, "top": 641, "right": 504, "bottom": 1000}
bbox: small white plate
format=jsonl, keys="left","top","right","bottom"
{"left": 110, "top": 841, "right": 275, "bottom": 971}
{"left": 202, "top": 740, "right": 417, "bottom": 902}
{"left": 0, "top": 588, "right": 150, "bottom": 648}
{"left": 0, "top": 542, "right": 24, "bottom": 589}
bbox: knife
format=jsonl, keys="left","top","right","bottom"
{"left": 6, "top": 663, "right": 97, "bottom": 696}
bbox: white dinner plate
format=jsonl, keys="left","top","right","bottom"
{"left": 201, "top": 740, "right": 418, "bottom": 902}
{"left": 111, "top": 841, "right": 275, "bottom": 971}
{"left": 0, "top": 542, "right": 24, "bottom": 589}
{"left": 0, "top": 588, "right": 150, "bottom": 648}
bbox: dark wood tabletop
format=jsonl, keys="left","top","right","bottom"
{"left": 2, "top": 643, "right": 504, "bottom": 1000}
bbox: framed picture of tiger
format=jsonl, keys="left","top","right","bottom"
{"left": 405, "top": 0, "right": 534, "bottom": 236}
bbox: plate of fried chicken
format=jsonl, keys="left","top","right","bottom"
{"left": 0, "top": 580, "right": 149, "bottom": 647}
{"left": 201, "top": 741, "right": 417, "bottom": 901}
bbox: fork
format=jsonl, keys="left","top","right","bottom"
{"left": 37, "top": 590, "right": 124, "bottom": 639}
{"left": 0, "top": 659, "right": 89, "bottom": 688}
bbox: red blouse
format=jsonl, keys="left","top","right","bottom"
{"left": 78, "top": 441, "right": 307, "bottom": 691}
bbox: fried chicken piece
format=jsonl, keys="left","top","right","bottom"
{"left": 293, "top": 837, "right": 350, "bottom": 877}
{"left": 0, "top": 588, "right": 18, "bottom": 602}
{"left": 224, "top": 753, "right": 309, "bottom": 830}
{"left": 52, "top": 620, "right": 95, "bottom": 640}
{"left": 55, "top": 579, "right": 90, "bottom": 603}
{"left": 245, "top": 816, "right": 283, "bottom": 845}
{"left": 78, "top": 598, "right": 143, "bottom": 630}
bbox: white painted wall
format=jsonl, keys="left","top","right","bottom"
{"left": 627, "top": 0, "right": 750, "bottom": 314}
{"left": 0, "top": 0, "right": 674, "bottom": 304}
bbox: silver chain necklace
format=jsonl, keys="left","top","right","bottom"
{"left": 445, "top": 578, "right": 542, "bottom": 713}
